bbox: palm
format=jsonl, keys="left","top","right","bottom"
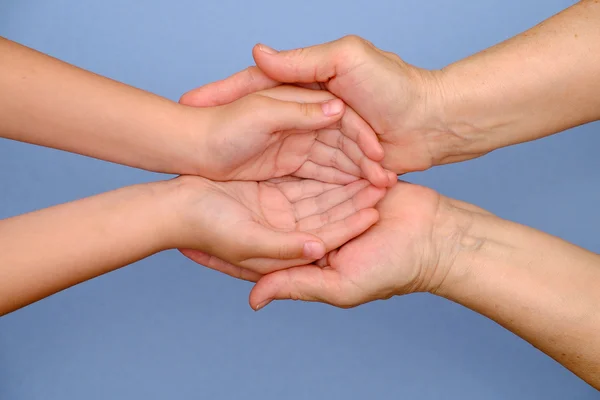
{"left": 206, "top": 118, "right": 361, "bottom": 184}
{"left": 183, "top": 86, "right": 395, "bottom": 187}
{"left": 178, "top": 176, "right": 385, "bottom": 276}
{"left": 249, "top": 182, "right": 446, "bottom": 308}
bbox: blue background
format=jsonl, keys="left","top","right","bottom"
{"left": 1, "top": 0, "right": 598, "bottom": 398}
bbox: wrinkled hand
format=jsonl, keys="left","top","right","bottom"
{"left": 171, "top": 175, "right": 386, "bottom": 277}
{"left": 180, "top": 84, "right": 396, "bottom": 187}
{"left": 246, "top": 181, "right": 482, "bottom": 309}
{"left": 181, "top": 35, "right": 472, "bottom": 174}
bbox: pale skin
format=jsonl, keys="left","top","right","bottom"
{"left": 180, "top": 0, "right": 600, "bottom": 388}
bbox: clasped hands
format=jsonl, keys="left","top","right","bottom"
{"left": 167, "top": 36, "right": 476, "bottom": 311}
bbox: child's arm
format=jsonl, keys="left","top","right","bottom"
{"left": 0, "top": 176, "right": 384, "bottom": 316}
{"left": 0, "top": 36, "right": 196, "bottom": 174}
{"left": 0, "top": 37, "right": 391, "bottom": 186}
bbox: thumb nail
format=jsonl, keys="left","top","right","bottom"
{"left": 258, "top": 44, "right": 278, "bottom": 55}
{"left": 321, "top": 99, "right": 344, "bottom": 117}
{"left": 254, "top": 299, "right": 272, "bottom": 311}
{"left": 303, "top": 241, "right": 326, "bottom": 259}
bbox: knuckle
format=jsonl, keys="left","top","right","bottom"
{"left": 242, "top": 66, "right": 259, "bottom": 83}
{"left": 341, "top": 35, "right": 370, "bottom": 52}
{"left": 299, "top": 102, "right": 313, "bottom": 118}
{"left": 384, "top": 50, "right": 403, "bottom": 62}
{"left": 276, "top": 243, "right": 293, "bottom": 259}
{"left": 284, "top": 47, "right": 308, "bottom": 63}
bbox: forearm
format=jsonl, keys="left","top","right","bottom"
{"left": 441, "top": 0, "right": 600, "bottom": 153}
{"left": 0, "top": 37, "right": 203, "bottom": 174}
{"left": 437, "top": 210, "right": 600, "bottom": 388}
{"left": 0, "top": 180, "right": 177, "bottom": 316}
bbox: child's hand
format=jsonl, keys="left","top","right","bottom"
{"left": 165, "top": 175, "right": 386, "bottom": 276}
{"left": 180, "top": 85, "right": 397, "bottom": 188}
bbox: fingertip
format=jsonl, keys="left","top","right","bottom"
{"left": 321, "top": 98, "right": 345, "bottom": 117}
{"left": 364, "top": 208, "right": 380, "bottom": 225}
{"left": 249, "top": 276, "right": 276, "bottom": 310}
{"left": 359, "top": 158, "right": 390, "bottom": 189}
{"left": 387, "top": 171, "right": 398, "bottom": 186}
{"left": 373, "top": 167, "right": 392, "bottom": 189}
{"left": 368, "top": 142, "right": 385, "bottom": 162}
{"left": 253, "top": 299, "right": 273, "bottom": 311}
{"left": 303, "top": 240, "right": 326, "bottom": 260}
{"left": 255, "top": 43, "right": 279, "bottom": 55}
{"left": 178, "top": 89, "right": 201, "bottom": 106}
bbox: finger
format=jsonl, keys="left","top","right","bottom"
{"left": 274, "top": 179, "right": 342, "bottom": 202}
{"left": 252, "top": 37, "right": 359, "bottom": 84}
{"left": 252, "top": 85, "right": 336, "bottom": 103}
{"left": 387, "top": 171, "right": 399, "bottom": 186}
{"left": 293, "top": 179, "right": 370, "bottom": 220}
{"left": 308, "top": 141, "right": 362, "bottom": 177}
{"left": 250, "top": 85, "right": 384, "bottom": 162}
{"left": 307, "top": 208, "right": 380, "bottom": 253}
{"left": 317, "top": 129, "right": 390, "bottom": 188}
{"left": 340, "top": 107, "right": 384, "bottom": 161}
{"left": 315, "top": 249, "right": 339, "bottom": 268}
{"left": 293, "top": 160, "right": 360, "bottom": 185}
{"left": 241, "top": 225, "right": 327, "bottom": 262}
{"left": 179, "top": 66, "right": 280, "bottom": 107}
{"left": 179, "top": 249, "right": 261, "bottom": 282}
{"left": 253, "top": 96, "right": 346, "bottom": 132}
{"left": 298, "top": 186, "right": 385, "bottom": 231}
{"left": 249, "top": 266, "right": 351, "bottom": 310}
{"left": 239, "top": 256, "right": 314, "bottom": 274}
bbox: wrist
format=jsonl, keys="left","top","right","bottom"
{"left": 152, "top": 175, "right": 215, "bottom": 251}
{"left": 162, "top": 104, "right": 213, "bottom": 176}
{"left": 395, "top": 66, "right": 489, "bottom": 169}
{"left": 436, "top": 55, "right": 534, "bottom": 161}
{"left": 423, "top": 197, "right": 494, "bottom": 296}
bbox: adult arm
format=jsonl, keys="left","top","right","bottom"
{"left": 249, "top": 183, "right": 600, "bottom": 388}
{"left": 182, "top": 0, "right": 600, "bottom": 172}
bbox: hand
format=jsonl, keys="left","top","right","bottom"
{"left": 181, "top": 85, "right": 396, "bottom": 187}
{"left": 168, "top": 175, "right": 386, "bottom": 277}
{"left": 246, "top": 181, "right": 483, "bottom": 309}
{"left": 180, "top": 35, "right": 475, "bottom": 175}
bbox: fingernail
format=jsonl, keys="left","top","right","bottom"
{"left": 254, "top": 300, "right": 272, "bottom": 311}
{"left": 321, "top": 99, "right": 344, "bottom": 116}
{"left": 303, "top": 241, "right": 326, "bottom": 259}
{"left": 258, "top": 44, "right": 278, "bottom": 55}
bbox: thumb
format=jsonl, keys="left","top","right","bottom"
{"left": 179, "top": 67, "right": 279, "bottom": 107}
{"left": 249, "top": 266, "right": 350, "bottom": 310}
{"left": 252, "top": 36, "right": 364, "bottom": 84}
{"left": 253, "top": 95, "right": 345, "bottom": 132}
{"left": 242, "top": 225, "right": 327, "bottom": 261}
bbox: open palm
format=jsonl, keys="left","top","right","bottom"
{"left": 176, "top": 175, "right": 386, "bottom": 277}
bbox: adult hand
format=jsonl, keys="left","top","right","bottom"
{"left": 247, "top": 181, "right": 481, "bottom": 309}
